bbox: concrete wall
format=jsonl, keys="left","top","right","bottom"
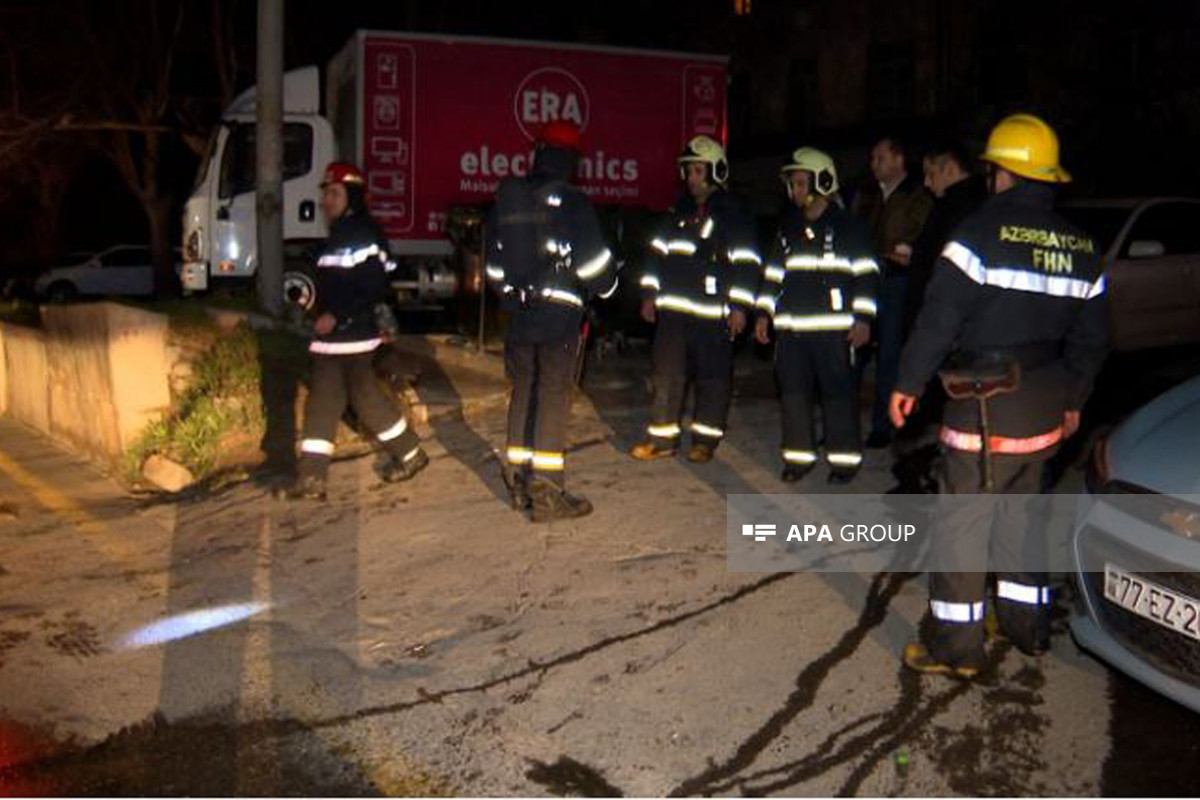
{"left": 0, "top": 303, "right": 171, "bottom": 461}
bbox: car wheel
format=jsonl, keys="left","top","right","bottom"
{"left": 47, "top": 282, "right": 78, "bottom": 304}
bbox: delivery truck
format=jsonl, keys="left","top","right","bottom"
{"left": 181, "top": 29, "right": 729, "bottom": 311}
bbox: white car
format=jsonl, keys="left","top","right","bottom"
{"left": 34, "top": 245, "right": 169, "bottom": 301}
{"left": 1071, "top": 375, "right": 1200, "bottom": 713}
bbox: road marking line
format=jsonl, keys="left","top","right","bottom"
{"left": 0, "top": 446, "right": 163, "bottom": 591}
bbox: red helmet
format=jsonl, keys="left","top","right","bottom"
{"left": 321, "top": 162, "right": 366, "bottom": 188}
{"left": 539, "top": 120, "right": 582, "bottom": 151}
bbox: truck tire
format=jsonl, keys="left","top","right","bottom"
{"left": 283, "top": 262, "right": 317, "bottom": 311}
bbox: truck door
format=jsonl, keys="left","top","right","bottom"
{"left": 213, "top": 121, "right": 323, "bottom": 278}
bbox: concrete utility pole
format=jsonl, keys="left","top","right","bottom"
{"left": 256, "top": 0, "right": 285, "bottom": 318}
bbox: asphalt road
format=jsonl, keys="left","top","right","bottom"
{"left": 0, "top": 343, "right": 1197, "bottom": 796}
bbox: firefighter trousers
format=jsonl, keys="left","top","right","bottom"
{"left": 926, "top": 447, "right": 1053, "bottom": 669}
{"left": 775, "top": 332, "right": 862, "bottom": 474}
{"left": 647, "top": 311, "right": 732, "bottom": 449}
{"left": 299, "top": 351, "right": 421, "bottom": 480}
{"left": 504, "top": 333, "right": 580, "bottom": 487}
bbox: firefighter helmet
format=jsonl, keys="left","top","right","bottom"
{"left": 677, "top": 135, "right": 729, "bottom": 187}
{"left": 539, "top": 120, "right": 582, "bottom": 151}
{"left": 979, "top": 113, "right": 1071, "bottom": 183}
{"left": 321, "top": 162, "right": 366, "bottom": 188}
{"left": 780, "top": 147, "right": 839, "bottom": 198}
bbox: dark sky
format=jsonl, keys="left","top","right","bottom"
{"left": 4, "top": 0, "right": 1200, "bottom": 261}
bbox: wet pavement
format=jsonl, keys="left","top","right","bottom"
{"left": 0, "top": 341, "right": 1198, "bottom": 796}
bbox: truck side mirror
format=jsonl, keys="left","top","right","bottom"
{"left": 1127, "top": 239, "right": 1165, "bottom": 259}
{"left": 216, "top": 205, "right": 231, "bottom": 222}
{"left": 300, "top": 200, "right": 316, "bottom": 222}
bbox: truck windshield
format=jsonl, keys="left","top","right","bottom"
{"left": 192, "top": 133, "right": 218, "bottom": 192}
{"left": 218, "top": 122, "right": 315, "bottom": 200}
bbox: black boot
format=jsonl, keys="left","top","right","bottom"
{"left": 378, "top": 448, "right": 429, "bottom": 483}
{"left": 528, "top": 477, "right": 593, "bottom": 523}
{"left": 502, "top": 467, "right": 532, "bottom": 511}
{"left": 781, "top": 463, "right": 815, "bottom": 483}
{"left": 828, "top": 469, "right": 859, "bottom": 486}
{"left": 287, "top": 474, "right": 327, "bottom": 501}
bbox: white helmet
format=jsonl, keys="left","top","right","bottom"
{"left": 780, "top": 147, "right": 839, "bottom": 199}
{"left": 677, "top": 135, "right": 729, "bottom": 187}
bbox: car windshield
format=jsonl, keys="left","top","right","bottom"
{"left": 1057, "top": 206, "right": 1130, "bottom": 254}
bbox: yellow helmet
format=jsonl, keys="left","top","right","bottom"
{"left": 780, "top": 147, "right": 839, "bottom": 196}
{"left": 979, "top": 113, "right": 1071, "bottom": 184}
{"left": 677, "top": 135, "right": 729, "bottom": 187}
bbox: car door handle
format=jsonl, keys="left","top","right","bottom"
{"left": 300, "top": 200, "right": 316, "bottom": 222}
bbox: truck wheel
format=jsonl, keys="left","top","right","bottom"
{"left": 47, "top": 282, "right": 78, "bottom": 304}
{"left": 283, "top": 263, "right": 317, "bottom": 311}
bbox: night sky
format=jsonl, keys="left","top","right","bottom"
{"left": 2, "top": 0, "right": 1199, "bottom": 270}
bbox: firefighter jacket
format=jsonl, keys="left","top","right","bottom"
{"left": 896, "top": 182, "right": 1108, "bottom": 453}
{"left": 485, "top": 146, "right": 617, "bottom": 344}
{"left": 310, "top": 211, "right": 395, "bottom": 355}
{"left": 638, "top": 190, "right": 761, "bottom": 321}
{"left": 756, "top": 203, "right": 880, "bottom": 333}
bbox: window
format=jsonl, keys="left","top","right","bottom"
{"left": 101, "top": 247, "right": 151, "bottom": 268}
{"left": 1121, "top": 202, "right": 1200, "bottom": 258}
{"left": 218, "top": 122, "right": 315, "bottom": 200}
{"left": 1058, "top": 207, "right": 1130, "bottom": 254}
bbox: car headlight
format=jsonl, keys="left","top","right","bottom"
{"left": 185, "top": 229, "right": 203, "bottom": 262}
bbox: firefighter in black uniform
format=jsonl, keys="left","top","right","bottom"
{"left": 485, "top": 121, "right": 617, "bottom": 523}
{"left": 291, "top": 162, "right": 428, "bottom": 500}
{"left": 755, "top": 148, "right": 879, "bottom": 484}
{"left": 890, "top": 114, "right": 1108, "bottom": 676}
{"left": 631, "top": 136, "right": 761, "bottom": 463}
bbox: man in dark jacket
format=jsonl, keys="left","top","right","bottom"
{"left": 891, "top": 141, "right": 988, "bottom": 491}
{"left": 290, "top": 163, "right": 427, "bottom": 500}
{"left": 485, "top": 121, "right": 617, "bottom": 522}
{"left": 852, "top": 135, "right": 933, "bottom": 448}
{"left": 755, "top": 147, "right": 878, "bottom": 484}
{"left": 891, "top": 114, "right": 1108, "bottom": 676}
{"left": 906, "top": 141, "right": 988, "bottom": 333}
{"left": 630, "top": 135, "right": 761, "bottom": 464}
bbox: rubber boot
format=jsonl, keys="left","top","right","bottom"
{"left": 378, "top": 448, "right": 429, "bottom": 483}
{"left": 528, "top": 477, "right": 593, "bottom": 523}
{"left": 287, "top": 474, "right": 327, "bottom": 501}
{"left": 902, "top": 642, "right": 979, "bottom": 678}
{"left": 631, "top": 441, "right": 677, "bottom": 461}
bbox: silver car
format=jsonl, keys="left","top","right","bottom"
{"left": 34, "top": 245, "right": 161, "bottom": 301}
{"left": 1071, "top": 375, "right": 1200, "bottom": 713}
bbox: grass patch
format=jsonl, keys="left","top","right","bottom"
{"left": 0, "top": 298, "right": 42, "bottom": 327}
{"left": 124, "top": 323, "right": 307, "bottom": 483}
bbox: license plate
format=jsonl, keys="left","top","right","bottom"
{"left": 1104, "top": 564, "right": 1200, "bottom": 641}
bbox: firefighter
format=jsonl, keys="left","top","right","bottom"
{"left": 485, "top": 121, "right": 617, "bottom": 523}
{"left": 755, "top": 148, "right": 878, "bottom": 483}
{"left": 890, "top": 114, "right": 1108, "bottom": 676}
{"left": 290, "top": 162, "right": 428, "bottom": 500}
{"left": 631, "top": 136, "right": 761, "bottom": 463}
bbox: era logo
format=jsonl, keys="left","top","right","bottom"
{"left": 514, "top": 67, "right": 590, "bottom": 141}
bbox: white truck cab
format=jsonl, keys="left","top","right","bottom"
{"left": 181, "top": 67, "right": 335, "bottom": 304}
